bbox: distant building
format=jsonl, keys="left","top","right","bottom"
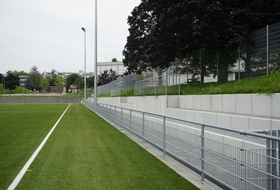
{"left": 97, "top": 62, "right": 127, "bottom": 76}
{"left": 69, "top": 84, "right": 78, "bottom": 93}
{"left": 19, "top": 75, "right": 29, "bottom": 87}
{"left": 42, "top": 71, "right": 94, "bottom": 79}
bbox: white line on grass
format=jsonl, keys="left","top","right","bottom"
{"left": 7, "top": 104, "right": 71, "bottom": 190}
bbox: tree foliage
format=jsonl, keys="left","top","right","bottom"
{"left": 65, "top": 74, "right": 83, "bottom": 90}
{"left": 7, "top": 70, "right": 29, "bottom": 76}
{"left": 87, "top": 76, "right": 94, "bottom": 88}
{"left": 54, "top": 75, "right": 64, "bottom": 87}
{"left": 26, "top": 66, "right": 42, "bottom": 91}
{"left": 123, "top": 0, "right": 280, "bottom": 79}
{"left": 5, "top": 73, "right": 20, "bottom": 92}
{"left": 49, "top": 69, "right": 58, "bottom": 86}
{"left": 97, "top": 69, "right": 118, "bottom": 86}
{"left": 39, "top": 77, "right": 49, "bottom": 92}
{"left": 0, "top": 73, "right": 4, "bottom": 84}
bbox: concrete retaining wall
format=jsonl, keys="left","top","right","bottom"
{"left": 97, "top": 93, "right": 280, "bottom": 131}
{"left": 95, "top": 94, "right": 280, "bottom": 168}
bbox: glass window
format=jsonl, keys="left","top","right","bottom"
{"left": 112, "top": 65, "right": 117, "bottom": 71}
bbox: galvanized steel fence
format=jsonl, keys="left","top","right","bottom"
{"left": 97, "top": 73, "right": 139, "bottom": 96}
{"left": 96, "top": 22, "right": 280, "bottom": 97}
{"left": 169, "top": 22, "right": 280, "bottom": 82}
{"left": 134, "top": 74, "right": 180, "bottom": 96}
{"left": 84, "top": 100, "right": 280, "bottom": 190}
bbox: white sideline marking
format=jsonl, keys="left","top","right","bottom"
{"left": 7, "top": 104, "right": 71, "bottom": 190}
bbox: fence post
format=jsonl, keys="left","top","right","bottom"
{"left": 267, "top": 132, "right": 271, "bottom": 190}
{"left": 201, "top": 124, "right": 205, "bottom": 183}
{"left": 140, "top": 81, "right": 142, "bottom": 96}
{"left": 178, "top": 75, "right": 180, "bottom": 96}
{"left": 267, "top": 25, "right": 269, "bottom": 76}
{"left": 165, "top": 75, "right": 168, "bottom": 95}
{"left": 272, "top": 130, "right": 277, "bottom": 190}
{"left": 154, "top": 77, "right": 156, "bottom": 96}
{"left": 163, "top": 116, "right": 166, "bottom": 157}
{"left": 238, "top": 46, "right": 241, "bottom": 80}
{"left": 278, "top": 130, "right": 280, "bottom": 189}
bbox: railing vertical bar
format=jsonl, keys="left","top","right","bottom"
{"left": 142, "top": 112, "right": 145, "bottom": 142}
{"left": 267, "top": 132, "right": 271, "bottom": 190}
{"left": 272, "top": 130, "right": 277, "bottom": 190}
{"left": 201, "top": 124, "right": 205, "bottom": 183}
{"left": 163, "top": 116, "right": 166, "bottom": 157}
{"left": 278, "top": 130, "right": 280, "bottom": 189}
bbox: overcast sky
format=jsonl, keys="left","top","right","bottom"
{"left": 0, "top": 0, "right": 141, "bottom": 74}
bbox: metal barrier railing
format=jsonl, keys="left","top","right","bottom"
{"left": 83, "top": 100, "right": 280, "bottom": 190}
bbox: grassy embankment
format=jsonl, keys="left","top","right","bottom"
{"left": 0, "top": 84, "right": 33, "bottom": 94}
{"left": 99, "top": 72, "right": 280, "bottom": 97}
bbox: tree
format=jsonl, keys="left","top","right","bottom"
{"left": 74, "top": 77, "right": 83, "bottom": 90}
{"left": 112, "top": 58, "right": 118, "bottom": 62}
{"left": 26, "top": 66, "right": 41, "bottom": 91}
{"left": 97, "top": 69, "right": 118, "bottom": 86}
{"left": 39, "top": 77, "right": 49, "bottom": 93}
{"left": 65, "top": 74, "right": 83, "bottom": 91}
{"left": 0, "top": 73, "right": 4, "bottom": 84}
{"left": 123, "top": 0, "right": 280, "bottom": 81}
{"left": 7, "top": 70, "right": 29, "bottom": 76}
{"left": 5, "top": 73, "right": 20, "bottom": 93}
{"left": 87, "top": 76, "right": 94, "bottom": 88}
{"left": 54, "top": 75, "right": 64, "bottom": 87}
{"left": 49, "top": 69, "right": 57, "bottom": 86}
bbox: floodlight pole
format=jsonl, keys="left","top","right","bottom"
{"left": 93, "top": 0, "right": 98, "bottom": 111}
{"left": 81, "top": 27, "right": 87, "bottom": 101}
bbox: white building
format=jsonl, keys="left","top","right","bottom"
{"left": 97, "top": 62, "right": 127, "bottom": 76}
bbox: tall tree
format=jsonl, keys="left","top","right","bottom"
{"left": 123, "top": 0, "right": 280, "bottom": 81}
{"left": 26, "top": 66, "right": 41, "bottom": 91}
{"left": 5, "top": 73, "right": 20, "bottom": 93}
{"left": 0, "top": 73, "right": 4, "bottom": 84}
{"left": 54, "top": 75, "right": 64, "bottom": 87}
{"left": 39, "top": 77, "right": 49, "bottom": 93}
{"left": 112, "top": 58, "right": 118, "bottom": 62}
{"left": 7, "top": 70, "right": 29, "bottom": 76}
{"left": 65, "top": 74, "right": 83, "bottom": 90}
{"left": 97, "top": 69, "right": 118, "bottom": 86}
{"left": 87, "top": 76, "right": 94, "bottom": 88}
{"left": 49, "top": 69, "right": 57, "bottom": 86}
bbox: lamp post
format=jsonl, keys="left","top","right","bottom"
{"left": 94, "top": 0, "right": 97, "bottom": 110}
{"left": 81, "top": 27, "right": 86, "bottom": 101}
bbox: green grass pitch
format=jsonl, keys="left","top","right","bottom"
{"left": 0, "top": 104, "right": 198, "bottom": 190}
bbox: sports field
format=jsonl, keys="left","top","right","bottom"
{"left": 0, "top": 104, "right": 198, "bottom": 190}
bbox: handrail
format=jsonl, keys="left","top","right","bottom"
{"left": 98, "top": 102, "right": 280, "bottom": 142}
